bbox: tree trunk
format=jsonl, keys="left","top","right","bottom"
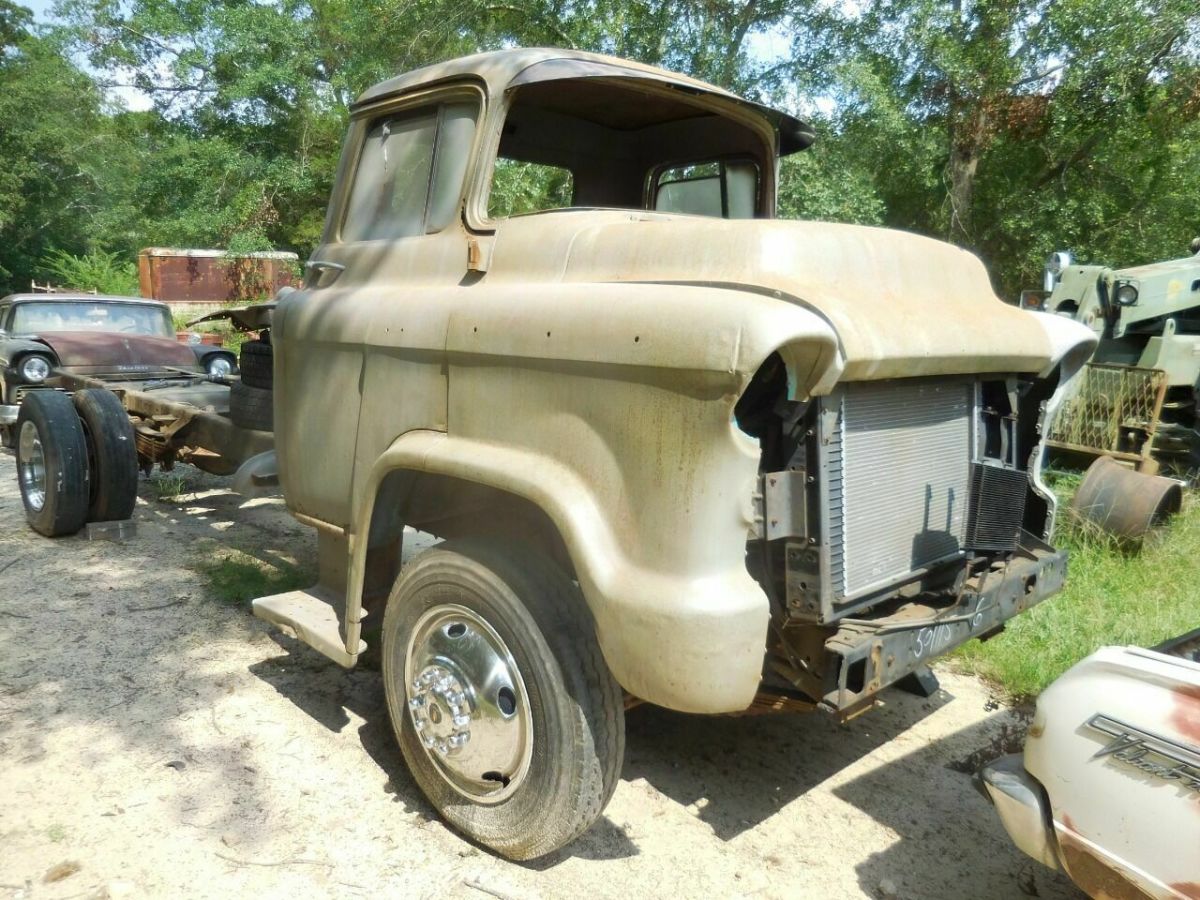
{"left": 947, "top": 104, "right": 987, "bottom": 247}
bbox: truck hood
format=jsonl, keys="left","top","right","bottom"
{"left": 490, "top": 213, "right": 1096, "bottom": 382}
{"left": 33, "top": 331, "right": 199, "bottom": 372}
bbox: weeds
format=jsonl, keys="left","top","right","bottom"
{"left": 955, "top": 469, "right": 1199, "bottom": 700}
{"left": 198, "top": 552, "right": 311, "bottom": 606}
{"left": 149, "top": 471, "right": 192, "bottom": 501}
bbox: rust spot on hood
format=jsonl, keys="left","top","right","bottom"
{"left": 35, "top": 331, "right": 198, "bottom": 370}
{"left": 1169, "top": 685, "right": 1200, "bottom": 746}
{"left": 1169, "top": 884, "right": 1200, "bottom": 900}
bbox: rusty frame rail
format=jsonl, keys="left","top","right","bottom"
{"left": 51, "top": 373, "right": 272, "bottom": 475}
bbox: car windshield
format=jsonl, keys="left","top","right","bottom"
{"left": 11, "top": 301, "right": 173, "bottom": 338}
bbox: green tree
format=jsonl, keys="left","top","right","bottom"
{"left": 831, "top": 0, "right": 1200, "bottom": 292}
{"left": 0, "top": 6, "right": 115, "bottom": 292}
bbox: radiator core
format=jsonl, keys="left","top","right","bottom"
{"left": 830, "top": 378, "right": 974, "bottom": 599}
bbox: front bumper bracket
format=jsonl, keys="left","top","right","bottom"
{"left": 817, "top": 543, "right": 1068, "bottom": 711}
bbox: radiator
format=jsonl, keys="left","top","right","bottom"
{"left": 829, "top": 378, "right": 975, "bottom": 599}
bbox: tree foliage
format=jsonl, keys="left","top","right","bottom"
{"left": 0, "top": 0, "right": 1197, "bottom": 298}
{"left": 40, "top": 248, "right": 139, "bottom": 294}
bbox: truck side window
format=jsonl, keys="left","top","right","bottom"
{"left": 489, "top": 159, "right": 574, "bottom": 218}
{"left": 426, "top": 103, "right": 478, "bottom": 233}
{"left": 342, "top": 101, "right": 478, "bottom": 242}
{"left": 655, "top": 160, "right": 757, "bottom": 219}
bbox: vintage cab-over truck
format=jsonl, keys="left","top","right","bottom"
{"left": 247, "top": 48, "right": 1097, "bottom": 859}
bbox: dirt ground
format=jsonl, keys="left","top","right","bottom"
{"left": 0, "top": 449, "right": 1083, "bottom": 900}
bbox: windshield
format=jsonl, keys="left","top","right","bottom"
{"left": 12, "top": 301, "right": 174, "bottom": 338}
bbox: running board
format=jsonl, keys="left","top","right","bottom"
{"left": 252, "top": 588, "right": 363, "bottom": 667}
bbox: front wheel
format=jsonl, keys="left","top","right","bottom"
{"left": 381, "top": 540, "right": 624, "bottom": 860}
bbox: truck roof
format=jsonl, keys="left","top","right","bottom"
{"left": 355, "top": 47, "right": 815, "bottom": 154}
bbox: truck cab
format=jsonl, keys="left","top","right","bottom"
{"left": 254, "top": 48, "right": 1097, "bottom": 859}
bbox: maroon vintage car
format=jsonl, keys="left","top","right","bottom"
{"left": 0, "top": 293, "right": 238, "bottom": 444}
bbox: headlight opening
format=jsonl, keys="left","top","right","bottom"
{"left": 19, "top": 355, "right": 52, "bottom": 383}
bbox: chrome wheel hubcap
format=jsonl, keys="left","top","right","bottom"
{"left": 405, "top": 604, "right": 532, "bottom": 803}
{"left": 18, "top": 420, "right": 46, "bottom": 512}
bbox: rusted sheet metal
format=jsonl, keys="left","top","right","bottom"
{"left": 1071, "top": 456, "right": 1182, "bottom": 545}
{"left": 37, "top": 331, "right": 198, "bottom": 369}
{"left": 139, "top": 248, "right": 297, "bottom": 303}
{"left": 1056, "top": 818, "right": 1159, "bottom": 900}
{"left": 56, "top": 373, "right": 273, "bottom": 470}
{"left": 185, "top": 303, "right": 275, "bottom": 332}
{"left": 725, "top": 690, "right": 817, "bottom": 716}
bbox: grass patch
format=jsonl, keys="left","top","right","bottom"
{"left": 148, "top": 470, "right": 192, "bottom": 501}
{"left": 955, "top": 471, "right": 1199, "bottom": 700}
{"left": 198, "top": 552, "right": 312, "bottom": 606}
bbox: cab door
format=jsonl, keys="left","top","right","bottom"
{"left": 274, "top": 94, "right": 480, "bottom": 528}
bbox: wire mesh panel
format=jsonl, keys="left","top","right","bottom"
{"left": 1046, "top": 363, "right": 1167, "bottom": 463}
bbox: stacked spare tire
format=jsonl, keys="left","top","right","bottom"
{"left": 230, "top": 336, "right": 273, "bottom": 432}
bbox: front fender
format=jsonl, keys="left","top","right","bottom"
{"left": 191, "top": 345, "right": 238, "bottom": 371}
{"left": 1, "top": 338, "right": 58, "bottom": 369}
{"left": 350, "top": 430, "right": 771, "bottom": 712}
{"left": 348, "top": 286, "right": 842, "bottom": 712}
{"left": 1, "top": 340, "right": 59, "bottom": 398}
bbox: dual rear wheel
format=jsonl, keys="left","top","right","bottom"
{"left": 14, "top": 389, "right": 138, "bottom": 537}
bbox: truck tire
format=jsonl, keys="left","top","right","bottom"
{"left": 381, "top": 540, "right": 624, "bottom": 861}
{"left": 238, "top": 339, "right": 273, "bottom": 389}
{"left": 229, "top": 380, "right": 273, "bottom": 431}
{"left": 73, "top": 388, "right": 138, "bottom": 522}
{"left": 15, "top": 390, "right": 89, "bottom": 537}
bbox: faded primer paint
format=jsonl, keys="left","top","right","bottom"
{"left": 270, "top": 48, "right": 1096, "bottom": 714}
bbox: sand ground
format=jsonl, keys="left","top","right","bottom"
{"left": 0, "top": 449, "right": 1082, "bottom": 900}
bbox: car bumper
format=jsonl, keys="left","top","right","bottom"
{"left": 0, "top": 404, "right": 18, "bottom": 425}
{"left": 978, "top": 754, "right": 1061, "bottom": 870}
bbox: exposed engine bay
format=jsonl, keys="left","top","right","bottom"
{"left": 737, "top": 355, "right": 1069, "bottom": 713}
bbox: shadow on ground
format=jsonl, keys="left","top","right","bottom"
{"left": 620, "top": 686, "right": 949, "bottom": 842}
{"left": 835, "top": 714, "right": 1085, "bottom": 900}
